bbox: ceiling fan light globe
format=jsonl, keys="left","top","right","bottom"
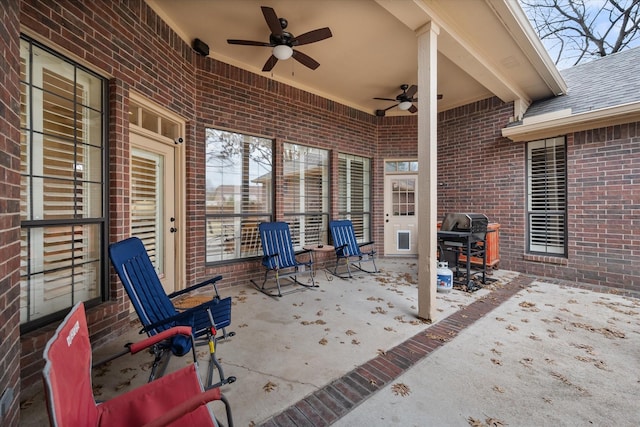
{"left": 398, "top": 101, "right": 412, "bottom": 111}
{"left": 273, "top": 45, "right": 293, "bottom": 60}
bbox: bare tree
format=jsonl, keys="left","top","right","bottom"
{"left": 521, "top": 0, "right": 640, "bottom": 67}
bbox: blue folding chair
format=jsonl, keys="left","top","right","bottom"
{"left": 251, "top": 221, "right": 317, "bottom": 297}
{"left": 109, "top": 237, "right": 236, "bottom": 388}
{"left": 329, "top": 219, "right": 378, "bottom": 278}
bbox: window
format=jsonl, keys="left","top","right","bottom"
{"left": 527, "top": 137, "right": 567, "bottom": 255}
{"left": 283, "top": 143, "right": 329, "bottom": 248}
{"left": 19, "top": 36, "right": 107, "bottom": 329}
{"left": 205, "top": 129, "right": 272, "bottom": 263}
{"left": 338, "top": 153, "right": 371, "bottom": 242}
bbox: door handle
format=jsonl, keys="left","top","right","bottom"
{"left": 170, "top": 227, "right": 177, "bottom": 233}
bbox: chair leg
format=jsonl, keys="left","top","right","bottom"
{"left": 148, "top": 345, "right": 171, "bottom": 382}
{"left": 274, "top": 270, "right": 283, "bottom": 297}
{"left": 205, "top": 330, "right": 236, "bottom": 388}
{"left": 332, "top": 257, "right": 353, "bottom": 279}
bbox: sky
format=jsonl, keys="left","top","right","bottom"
{"left": 520, "top": 0, "right": 640, "bottom": 69}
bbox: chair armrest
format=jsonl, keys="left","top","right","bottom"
{"left": 142, "top": 297, "right": 231, "bottom": 334}
{"left": 142, "top": 387, "right": 224, "bottom": 427}
{"left": 358, "top": 241, "right": 374, "bottom": 248}
{"left": 262, "top": 253, "right": 279, "bottom": 265}
{"left": 334, "top": 243, "right": 348, "bottom": 253}
{"left": 168, "top": 275, "right": 223, "bottom": 299}
{"left": 93, "top": 326, "right": 194, "bottom": 368}
{"left": 129, "top": 326, "right": 193, "bottom": 354}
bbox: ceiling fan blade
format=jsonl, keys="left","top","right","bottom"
{"left": 405, "top": 85, "right": 418, "bottom": 98}
{"left": 408, "top": 104, "right": 418, "bottom": 113}
{"left": 262, "top": 55, "right": 279, "bottom": 72}
{"left": 227, "top": 39, "right": 272, "bottom": 47}
{"left": 374, "top": 97, "right": 397, "bottom": 102}
{"left": 292, "top": 27, "right": 332, "bottom": 46}
{"left": 261, "top": 6, "right": 282, "bottom": 36}
{"left": 292, "top": 50, "right": 320, "bottom": 70}
{"left": 383, "top": 104, "right": 398, "bottom": 112}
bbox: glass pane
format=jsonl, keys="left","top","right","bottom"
{"left": 20, "top": 37, "right": 106, "bottom": 326}
{"left": 82, "top": 182, "right": 103, "bottom": 218}
{"left": 206, "top": 215, "right": 270, "bottom": 262}
{"left": 80, "top": 106, "right": 103, "bottom": 147}
{"left": 392, "top": 179, "right": 416, "bottom": 216}
{"left": 205, "top": 128, "right": 273, "bottom": 263}
{"left": 527, "top": 138, "right": 566, "bottom": 255}
{"left": 385, "top": 161, "right": 397, "bottom": 172}
{"left": 131, "top": 150, "right": 163, "bottom": 274}
{"left": 161, "top": 119, "right": 179, "bottom": 139}
{"left": 141, "top": 109, "right": 158, "bottom": 132}
{"left": 20, "top": 224, "right": 101, "bottom": 323}
{"left": 77, "top": 68, "right": 103, "bottom": 110}
{"left": 208, "top": 131, "right": 250, "bottom": 212}
{"left": 20, "top": 175, "right": 30, "bottom": 221}
{"left": 283, "top": 143, "right": 329, "bottom": 215}
{"left": 129, "top": 104, "right": 140, "bottom": 126}
{"left": 78, "top": 143, "right": 103, "bottom": 183}
{"left": 284, "top": 213, "right": 329, "bottom": 248}
{"left": 43, "top": 135, "right": 75, "bottom": 180}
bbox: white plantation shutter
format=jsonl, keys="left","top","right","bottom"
{"left": 527, "top": 137, "right": 566, "bottom": 255}
{"left": 131, "top": 152, "right": 161, "bottom": 266}
{"left": 338, "top": 153, "right": 371, "bottom": 242}
{"left": 20, "top": 38, "right": 105, "bottom": 326}
{"left": 283, "top": 144, "right": 329, "bottom": 247}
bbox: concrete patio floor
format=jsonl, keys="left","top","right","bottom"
{"left": 20, "top": 258, "right": 640, "bottom": 426}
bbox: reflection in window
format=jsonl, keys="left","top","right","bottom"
{"left": 385, "top": 160, "right": 418, "bottom": 173}
{"left": 205, "top": 129, "right": 272, "bottom": 263}
{"left": 19, "top": 36, "right": 106, "bottom": 328}
{"left": 338, "top": 153, "right": 371, "bottom": 242}
{"left": 283, "top": 143, "right": 329, "bottom": 248}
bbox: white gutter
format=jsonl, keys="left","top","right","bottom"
{"left": 502, "top": 101, "right": 640, "bottom": 142}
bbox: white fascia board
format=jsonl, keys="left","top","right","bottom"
{"left": 502, "top": 101, "right": 640, "bottom": 142}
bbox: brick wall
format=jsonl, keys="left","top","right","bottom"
{"left": 16, "top": 0, "right": 378, "bottom": 391}
{"left": 193, "top": 59, "right": 378, "bottom": 286}
{"left": 0, "top": 1, "right": 22, "bottom": 424}
{"left": 436, "top": 97, "right": 640, "bottom": 293}
{"left": 18, "top": 0, "right": 199, "bottom": 390}
{"left": 12, "top": 0, "right": 640, "bottom": 402}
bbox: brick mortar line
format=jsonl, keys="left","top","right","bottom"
{"left": 259, "top": 275, "right": 534, "bottom": 427}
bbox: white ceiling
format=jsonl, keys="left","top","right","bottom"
{"left": 146, "top": 0, "right": 566, "bottom": 117}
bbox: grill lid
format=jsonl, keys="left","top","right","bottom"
{"left": 440, "top": 213, "right": 489, "bottom": 237}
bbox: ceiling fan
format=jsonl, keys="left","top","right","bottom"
{"left": 374, "top": 84, "right": 442, "bottom": 116}
{"left": 227, "top": 6, "right": 332, "bottom": 72}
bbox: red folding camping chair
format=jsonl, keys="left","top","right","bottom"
{"left": 42, "top": 302, "right": 233, "bottom": 427}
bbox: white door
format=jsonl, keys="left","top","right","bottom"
{"left": 384, "top": 174, "right": 418, "bottom": 255}
{"left": 130, "top": 134, "right": 177, "bottom": 294}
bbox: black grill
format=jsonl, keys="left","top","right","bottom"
{"left": 440, "top": 213, "right": 489, "bottom": 241}
{"left": 438, "top": 213, "right": 490, "bottom": 291}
